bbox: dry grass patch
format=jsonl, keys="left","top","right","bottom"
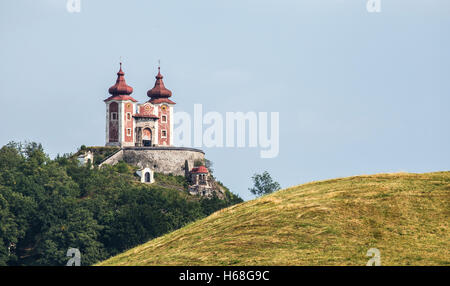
{"left": 98, "top": 172, "right": 450, "bottom": 266}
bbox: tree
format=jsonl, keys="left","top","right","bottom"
{"left": 249, "top": 171, "right": 281, "bottom": 197}
{"left": 205, "top": 159, "right": 214, "bottom": 175}
{"left": 194, "top": 159, "right": 203, "bottom": 167}
{"left": 0, "top": 141, "right": 242, "bottom": 265}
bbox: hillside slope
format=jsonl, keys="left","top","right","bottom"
{"left": 98, "top": 172, "right": 450, "bottom": 266}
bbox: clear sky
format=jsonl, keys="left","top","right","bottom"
{"left": 1, "top": 0, "right": 449, "bottom": 200}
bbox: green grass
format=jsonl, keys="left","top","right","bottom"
{"left": 153, "top": 173, "right": 188, "bottom": 192}
{"left": 98, "top": 172, "right": 450, "bottom": 266}
{"left": 74, "top": 146, "right": 120, "bottom": 165}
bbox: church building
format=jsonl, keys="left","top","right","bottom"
{"left": 104, "top": 63, "right": 175, "bottom": 147}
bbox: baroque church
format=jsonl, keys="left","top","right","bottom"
{"left": 104, "top": 63, "right": 174, "bottom": 147}
{"left": 92, "top": 63, "right": 224, "bottom": 198}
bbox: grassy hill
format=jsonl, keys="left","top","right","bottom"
{"left": 98, "top": 172, "right": 450, "bottom": 266}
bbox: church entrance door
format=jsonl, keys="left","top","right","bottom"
{"left": 142, "top": 128, "right": 152, "bottom": 147}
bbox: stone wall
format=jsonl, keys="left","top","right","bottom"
{"left": 120, "top": 147, "right": 205, "bottom": 176}
{"left": 98, "top": 149, "right": 124, "bottom": 167}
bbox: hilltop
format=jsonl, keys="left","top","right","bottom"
{"left": 99, "top": 172, "right": 450, "bottom": 266}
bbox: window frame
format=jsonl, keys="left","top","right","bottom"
{"left": 111, "top": 112, "right": 118, "bottom": 121}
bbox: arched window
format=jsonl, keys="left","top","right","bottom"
{"left": 145, "top": 172, "right": 151, "bottom": 183}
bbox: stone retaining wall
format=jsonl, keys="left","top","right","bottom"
{"left": 100, "top": 147, "right": 205, "bottom": 176}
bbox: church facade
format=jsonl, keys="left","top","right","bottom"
{"left": 104, "top": 63, "right": 174, "bottom": 147}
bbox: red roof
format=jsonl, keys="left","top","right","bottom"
{"left": 104, "top": 95, "right": 137, "bottom": 102}
{"left": 133, "top": 113, "right": 159, "bottom": 119}
{"left": 107, "top": 63, "right": 136, "bottom": 99}
{"left": 191, "top": 166, "right": 208, "bottom": 174}
{"left": 147, "top": 67, "right": 173, "bottom": 99}
{"left": 149, "top": 98, "right": 176, "bottom": 105}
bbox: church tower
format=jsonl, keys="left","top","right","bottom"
{"left": 104, "top": 63, "right": 137, "bottom": 147}
{"left": 145, "top": 67, "right": 176, "bottom": 146}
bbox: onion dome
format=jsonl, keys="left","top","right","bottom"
{"left": 108, "top": 63, "right": 134, "bottom": 95}
{"left": 147, "top": 67, "right": 172, "bottom": 99}
{"left": 105, "top": 63, "right": 137, "bottom": 102}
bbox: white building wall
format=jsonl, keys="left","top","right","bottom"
{"left": 119, "top": 101, "right": 124, "bottom": 145}
{"left": 154, "top": 104, "right": 159, "bottom": 146}
{"left": 136, "top": 167, "right": 155, "bottom": 184}
{"left": 132, "top": 102, "right": 136, "bottom": 146}
{"left": 105, "top": 103, "right": 109, "bottom": 144}
{"left": 169, "top": 105, "right": 174, "bottom": 146}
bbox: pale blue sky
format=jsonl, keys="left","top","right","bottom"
{"left": 1, "top": 0, "right": 449, "bottom": 200}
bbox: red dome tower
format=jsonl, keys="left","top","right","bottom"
{"left": 147, "top": 67, "right": 175, "bottom": 104}
{"left": 136, "top": 66, "right": 175, "bottom": 146}
{"left": 104, "top": 63, "right": 137, "bottom": 147}
{"left": 107, "top": 63, "right": 134, "bottom": 97}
